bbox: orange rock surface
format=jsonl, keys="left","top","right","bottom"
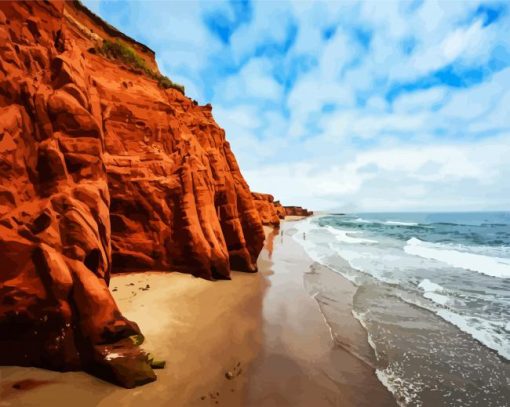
{"left": 284, "top": 206, "right": 313, "bottom": 217}
{"left": 251, "top": 193, "right": 313, "bottom": 224}
{"left": 251, "top": 192, "right": 284, "bottom": 226}
{"left": 0, "top": 0, "right": 265, "bottom": 386}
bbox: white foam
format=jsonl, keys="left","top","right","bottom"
{"left": 436, "top": 309, "right": 510, "bottom": 360}
{"left": 325, "top": 226, "right": 378, "bottom": 244}
{"left": 417, "top": 279, "right": 451, "bottom": 305}
{"left": 397, "top": 290, "right": 510, "bottom": 361}
{"left": 418, "top": 278, "right": 443, "bottom": 292}
{"left": 294, "top": 238, "right": 325, "bottom": 264}
{"left": 353, "top": 218, "right": 419, "bottom": 226}
{"left": 423, "top": 292, "right": 451, "bottom": 306}
{"left": 384, "top": 220, "right": 419, "bottom": 226}
{"left": 291, "top": 218, "right": 329, "bottom": 264}
{"left": 353, "top": 217, "right": 371, "bottom": 223}
{"left": 376, "top": 367, "right": 423, "bottom": 407}
{"left": 405, "top": 237, "right": 510, "bottom": 278}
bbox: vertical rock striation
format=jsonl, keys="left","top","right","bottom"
{"left": 284, "top": 206, "right": 313, "bottom": 217}
{"left": 0, "top": 0, "right": 264, "bottom": 386}
{"left": 251, "top": 192, "right": 313, "bottom": 225}
{"left": 251, "top": 192, "right": 285, "bottom": 226}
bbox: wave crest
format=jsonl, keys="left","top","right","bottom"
{"left": 404, "top": 238, "right": 510, "bottom": 278}
{"left": 325, "top": 226, "right": 378, "bottom": 244}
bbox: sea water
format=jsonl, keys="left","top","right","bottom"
{"left": 292, "top": 212, "right": 510, "bottom": 406}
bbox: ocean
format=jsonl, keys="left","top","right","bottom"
{"left": 291, "top": 212, "right": 510, "bottom": 406}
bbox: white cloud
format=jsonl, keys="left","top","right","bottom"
{"left": 219, "top": 58, "right": 283, "bottom": 103}
{"left": 393, "top": 88, "right": 446, "bottom": 113}
{"left": 228, "top": 1, "right": 294, "bottom": 62}
{"left": 438, "top": 66, "right": 510, "bottom": 122}
{"left": 85, "top": 0, "right": 510, "bottom": 211}
{"left": 245, "top": 134, "right": 510, "bottom": 211}
{"left": 214, "top": 105, "right": 260, "bottom": 131}
{"left": 442, "top": 20, "right": 484, "bottom": 61}
{"left": 316, "top": 110, "right": 428, "bottom": 142}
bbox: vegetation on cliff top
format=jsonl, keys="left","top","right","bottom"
{"left": 97, "top": 39, "right": 185, "bottom": 94}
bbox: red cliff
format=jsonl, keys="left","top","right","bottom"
{"left": 284, "top": 206, "right": 314, "bottom": 217}
{"left": 251, "top": 192, "right": 313, "bottom": 225}
{"left": 0, "top": 0, "right": 265, "bottom": 387}
{"left": 251, "top": 192, "right": 285, "bottom": 226}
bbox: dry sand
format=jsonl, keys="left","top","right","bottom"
{"left": 0, "top": 270, "right": 264, "bottom": 407}
{"left": 0, "top": 221, "right": 395, "bottom": 406}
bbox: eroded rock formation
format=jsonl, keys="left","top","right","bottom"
{"left": 0, "top": 0, "right": 264, "bottom": 386}
{"left": 251, "top": 192, "right": 285, "bottom": 226}
{"left": 251, "top": 193, "right": 313, "bottom": 225}
{"left": 284, "top": 206, "right": 313, "bottom": 217}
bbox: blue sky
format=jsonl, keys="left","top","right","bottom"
{"left": 84, "top": 0, "right": 510, "bottom": 211}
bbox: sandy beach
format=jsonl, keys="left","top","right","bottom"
{"left": 244, "top": 220, "right": 395, "bottom": 406}
{"left": 0, "top": 270, "right": 265, "bottom": 406}
{"left": 0, "top": 219, "right": 394, "bottom": 406}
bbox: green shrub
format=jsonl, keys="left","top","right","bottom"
{"left": 157, "top": 75, "right": 185, "bottom": 93}
{"left": 100, "top": 40, "right": 149, "bottom": 72}
{"left": 98, "top": 39, "right": 185, "bottom": 94}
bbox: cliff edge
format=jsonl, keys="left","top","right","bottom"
{"left": 0, "top": 0, "right": 265, "bottom": 387}
{"left": 252, "top": 192, "right": 313, "bottom": 226}
{"left": 251, "top": 192, "right": 285, "bottom": 226}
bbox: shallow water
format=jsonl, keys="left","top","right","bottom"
{"left": 292, "top": 212, "right": 510, "bottom": 406}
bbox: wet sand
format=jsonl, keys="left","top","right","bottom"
{"left": 244, "top": 221, "right": 396, "bottom": 406}
{"left": 0, "top": 221, "right": 395, "bottom": 406}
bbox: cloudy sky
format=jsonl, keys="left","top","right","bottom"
{"left": 84, "top": 0, "right": 510, "bottom": 212}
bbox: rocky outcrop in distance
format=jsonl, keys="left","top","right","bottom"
{"left": 251, "top": 192, "right": 285, "bottom": 226}
{"left": 284, "top": 206, "right": 314, "bottom": 217}
{"left": 0, "top": 0, "right": 266, "bottom": 387}
{"left": 251, "top": 193, "right": 313, "bottom": 226}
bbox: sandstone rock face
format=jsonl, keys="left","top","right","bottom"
{"left": 251, "top": 192, "right": 284, "bottom": 226}
{"left": 284, "top": 206, "right": 313, "bottom": 217}
{"left": 103, "top": 79, "right": 264, "bottom": 278}
{"left": 251, "top": 193, "right": 313, "bottom": 224}
{"left": 0, "top": 0, "right": 264, "bottom": 385}
{"left": 274, "top": 202, "right": 286, "bottom": 219}
{"left": 252, "top": 192, "right": 286, "bottom": 226}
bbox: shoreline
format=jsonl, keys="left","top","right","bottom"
{"left": 0, "top": 219, "right": 395, "bottom": 406}
{"left": 243, "top": 220, "right": 395, "bottom": 406}
{"left": 290, "top": 213, "right": 510, "bottom": 406}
